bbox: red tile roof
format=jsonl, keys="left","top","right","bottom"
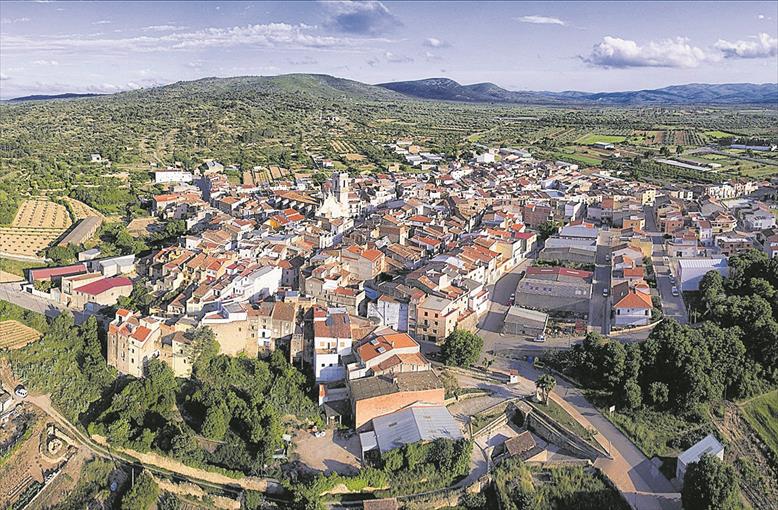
{"left": 75, "top": 276, "right": 133, "bottom": 296}
{"left": 29, "top": 264, "right": 87, "bottom": 281}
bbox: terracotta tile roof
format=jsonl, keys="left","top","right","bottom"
{"left": 614, "top": 290, "right": 652, "bottom": 309}
{"left": 75, "top": 276, "right": 133, "bottom": 296}
{"left": 357, "top": 332, "right": 418, "bottom": 362}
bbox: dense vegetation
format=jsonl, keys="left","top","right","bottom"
{"left": 0, "top": 298, "right": 48, "bottom": 333}
{"left": 6, "top": 314, "right": 114, "bottom": 422}
{"left": 681, "top": 454, "right": 741, "bottom": 510}
{"left": 492, "top": 458, "right": 629, "bottom": 510}
{"left": 182, "top": 331, "right": 320, "bottom": 475}
{"left": 547, "top": 250, "right": 777, "bottom": 457}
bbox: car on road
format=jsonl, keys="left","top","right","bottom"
{"left": 671, "top": 286, "right": 679, "bottom": 297}
{"left": 509, "top": 293, "right": 515, "bottom": 305}
{"left": 533, "top": 334, "right": 546, "bottom": 343}
{"left": 669, "top": 275, "right": 676, "bottom": 284}
{"left": 14, "top": 385, "right": 28, "bottom": 398}
{"left": 602, "top": 288, "right": 609, "bottom": 297}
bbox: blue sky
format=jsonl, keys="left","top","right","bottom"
{"left": 1, "top": 1, "right": 776, "bottom": 98}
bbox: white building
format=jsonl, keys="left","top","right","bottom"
{"left": 676, "top": 257, "right": 729, "bottom": 291}
{"left": 313, "top": 307, "right": 353, "bottom": 382}
{"left": 155, "top": 169, "right": 194, "bottom": 184}
{"left": 676, "top": 434, "right": 724, "bottom": 482}
{"left": 367, "top": 294, "right": 409, "bottom": 332}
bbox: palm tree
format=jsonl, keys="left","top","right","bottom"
{"left": 536, "top": 374, "right": 556, "bottom": 405}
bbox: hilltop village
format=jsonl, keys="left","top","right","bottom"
{"left": 2, "top": 142, "right": 777, "bottom": 510}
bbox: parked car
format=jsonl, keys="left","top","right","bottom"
{"left": 14, "top": 385, "right": 28, "bottom": 398}
{"left": 602, "top": 288, "right": 609, "bottom": 297}
{"left": 533, "top": 334, "right": 546, "bottom": 343}
{"left": 671, "top": 286, "right": 679, "bottom": 297}
{"left": 669, "top": 275, "right": 676, "bottom": 284}
{"left": 313, "top": 430, "right": 326, "bottom": 438}
{"left": 509, "top": 293, "right": 515, "bottom": 305}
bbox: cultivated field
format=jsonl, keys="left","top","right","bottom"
{"left": 63, "top": 196, "right": 103, "bottom": 220}
{"left": 0, "top": 320, "right": 42, "bottom": 350}
{"left": 0, "top": 227, "right": 63, "bottom": 257}
{"left": 0, "top": 199, "right": 73, "bottom": 258}
{"left": 11, "top": 200, "right": 71, "bottom": 230}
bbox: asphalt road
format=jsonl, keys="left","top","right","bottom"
{"left": 642, "top": 206, "right": 688, "bottom": 325}
{"left": 0, "top": 281, "right": 89, "bottom": 324}
{"left": 475, "top": 255, "right": 537, "bottom": 358}
{"left": 589, "top": 230, "right": 613, "bottom": 335}
{"left": 492, "top": 356, "right": 681, "bottom": 510}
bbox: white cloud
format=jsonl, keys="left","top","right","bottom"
{"left": 92, "top": 20, "right": 112, "bottom": 25}
{"left": 366, "top": 56, "right": 380, "bottom": 67}
{"left": 583, "top": 36, "right": 710, "bottom": 68}
{"left": 517, "top": 15, "right": 566, "bottom": 26}
{"left": 425, "top": 51, "right": 443, "bottom": 61}
{"left": 1, "top": 17, "right": 31, "bottom": 24}
{"left": 715, "top": 33, "right": 778, "bottom": 59}
{"left": 424, "top": 37, "right": 449, "bottom": 48}
{"left": 32, "top": 59, "right": 59, "bottom": 66}
{"left": 384, "top": 51, "right": 413, "bottom": 63}
{"left": 0, "top": 22, "right": 386, "bottom": 54}
{"left": 0, "top": 73, "right": 10, "bottom": 81}
{"left": 142, "top": 24, "right": 187, "bottom": 32}
{"left": 322, "top": 1, "right": 401, "bottom": 35}
{"left": 288, "top": 56, "right": 318, "bottom": 65}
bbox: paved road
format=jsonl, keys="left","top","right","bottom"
{"left": 642, "top": 206, "right": 688, "bottom": 324}
{"left": 589, "top": 230, "right": 613, "bottom": 335}
{"left": 475, "top": 256, "right": 536, "bottom": 358}
{"left": 491, "top": 356, "right": 681, "bottom": 510}
{"left": 0, "top": 281, "right": 89, "bottom": 324}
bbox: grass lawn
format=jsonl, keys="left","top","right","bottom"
{"left": 741, "top": 390, "right": 778, "bottom": 459}
{"left": 575, "top": 133, "right": 627, "bottom": 145}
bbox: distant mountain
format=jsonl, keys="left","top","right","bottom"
{"left": 8, "top": 92, "right": 104, "bottom": 102}
{"left": 7, "top": 75, "right": 777, "bottom": 106}
{"left": 129, "top": 74, "right": 406, "bottom": 102}
{"left": 378, "top": 78, "right": 778, "bottom": 105}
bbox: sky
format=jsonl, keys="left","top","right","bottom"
{"left": 1, "top": 1, "right": 777, "bottom": 99}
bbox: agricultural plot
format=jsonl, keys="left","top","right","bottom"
{"left": 330, "top": 140, "right": 358, "bottom": 153}
{"left": 575, "top": 133, "right": 627, "bottom": 145}
{"left": 63, "top": 197, "right": 103, "bottom": 220}
{"left": 0, "top": 199, "right": 73, "bottom": 257}
{"left": 0, "top": 320, "right": 42, "bottom": 350}
{"left": 11, "top": 200, "right": 71, "bottom": 230}
{"left": 741, "top": 391, "right": 778, "bottom": 468}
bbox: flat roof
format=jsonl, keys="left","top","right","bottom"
{"left": 372, "top": 405, "right": 462, "bottom": 453}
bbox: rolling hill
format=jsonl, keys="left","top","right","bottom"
{"left": 378, "top": 78, "right": 778, "bottom": 105}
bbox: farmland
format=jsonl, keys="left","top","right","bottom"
{"left": 0, "top": 199, "right": 73, "bottom": 258}
{"left": 0, "top": 320, "right": 42, "bottom": 350}
{"left": 575, "top": 133, "right": 627, "bottom": 145}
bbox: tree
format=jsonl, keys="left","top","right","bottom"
{"left": 121, "top": 471, "right": 159, "bottom": 510}
{"left": 440, "top": 329, "right": 483, "bottom": 368}
{"left": 535, "top": 374, "right": 556, "bottom": 404}
{"left": 681, "top": 454, "right": 740, "bottom": 510}
{"left": 537, "top": 220, "right": 560, "bottom": 242}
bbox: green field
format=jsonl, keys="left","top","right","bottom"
{"left": 741, "top": 390, "right": 778, "bottom": 458}
{"left": 575, "top": 133, "right": 627, "bottom": 145}
{"left": 704, "top": 130, "right": 738, "bottom": 138}
{"left": 552, "top": 151, "right": 603, "bottom": 166}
